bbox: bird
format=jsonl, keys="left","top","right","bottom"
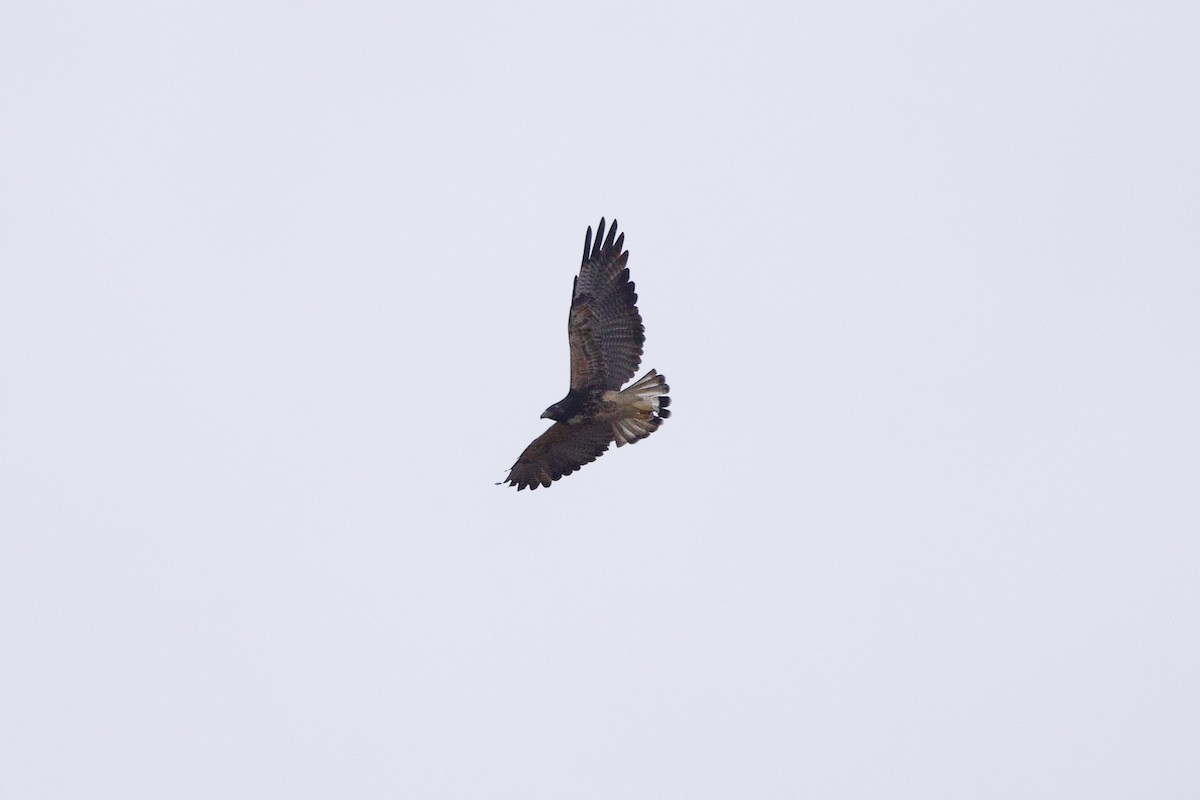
{"left": 501, "top": 218, "right": 671, "bottom": 490}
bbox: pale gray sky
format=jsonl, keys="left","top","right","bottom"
{"left": 2, "top": 1, "right": 1198, "bottom": 797}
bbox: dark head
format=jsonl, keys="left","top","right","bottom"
{"left": 541, "top": 402, "right": 568, "bottom": 422}
{"left": 541, "top": 389, "right": 584, "bottom": 422}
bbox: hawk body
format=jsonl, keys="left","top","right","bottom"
{"left": 503, "top": 219, "right": 671, "bottom": 490}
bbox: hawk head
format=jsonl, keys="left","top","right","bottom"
{"left": 541, "top": 402, "right": 568, "bottom": 421}
{"left": 541, "top": 389, "right": 585, "bottom": 422}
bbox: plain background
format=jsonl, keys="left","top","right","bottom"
{"left": 2, "top": 1, "right": 1197, "bottom": 797}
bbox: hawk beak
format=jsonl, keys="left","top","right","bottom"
{"left": 540, "top": 410, "right": 551, "bottom": 419}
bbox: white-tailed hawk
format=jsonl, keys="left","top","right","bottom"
{"left": 501, "top": 218, "right": 671, "bottom": 490}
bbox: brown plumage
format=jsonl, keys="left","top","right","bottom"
{"left": 502, "top": 219, "right": 671, "bottom": 491}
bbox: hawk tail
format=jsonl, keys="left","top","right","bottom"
{"left": 612, "top": 369, "right": 672, "bottom": 447}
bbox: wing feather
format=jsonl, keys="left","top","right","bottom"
{"left": 568, "top": 218, "right": 645, "bottom": 390}
{"left": 502, "top": 422, "right": 615, "bottom": 490}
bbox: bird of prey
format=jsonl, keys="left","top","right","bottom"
{"left": 501, "top": 218, "right": 671, "bottom": 490}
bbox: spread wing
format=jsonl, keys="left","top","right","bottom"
{"left": 502, "top": 421, "right": 615, "bottom": 490}
{"left": 568, "top": 218, "right": 645, "bottom": 391}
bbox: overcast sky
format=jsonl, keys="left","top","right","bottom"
{"left": 2, "top": 1, "right": 1198, "bottom": 797}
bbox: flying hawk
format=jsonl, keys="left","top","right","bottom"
{"left": 501, "top": 218, "right": 671, "bottom": 490}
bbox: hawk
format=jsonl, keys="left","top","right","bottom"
{"left": 501, "top": 218, "right": 671, "bottom": 490}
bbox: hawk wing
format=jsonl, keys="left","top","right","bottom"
{"left": 502, "top": 421, "right": 615, "bottom": 490}
{"left": 568, "top": 218, "right": 645, "bottom": 391}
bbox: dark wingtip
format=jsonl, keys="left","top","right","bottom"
{"left": 584, "top": 217, "right": 625, "bottom": 261}
{"left": 603, "top": 218, "right": 618, "bottom": 251}
{"left": 659, "top": 408, "right": 672, "bottom": 419}
{"left": 659, "top": 396, "right": 671, "bottom": 407}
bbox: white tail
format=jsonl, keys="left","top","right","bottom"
{"left": 611, "top": 370, "right": 671, "bottom": 447}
